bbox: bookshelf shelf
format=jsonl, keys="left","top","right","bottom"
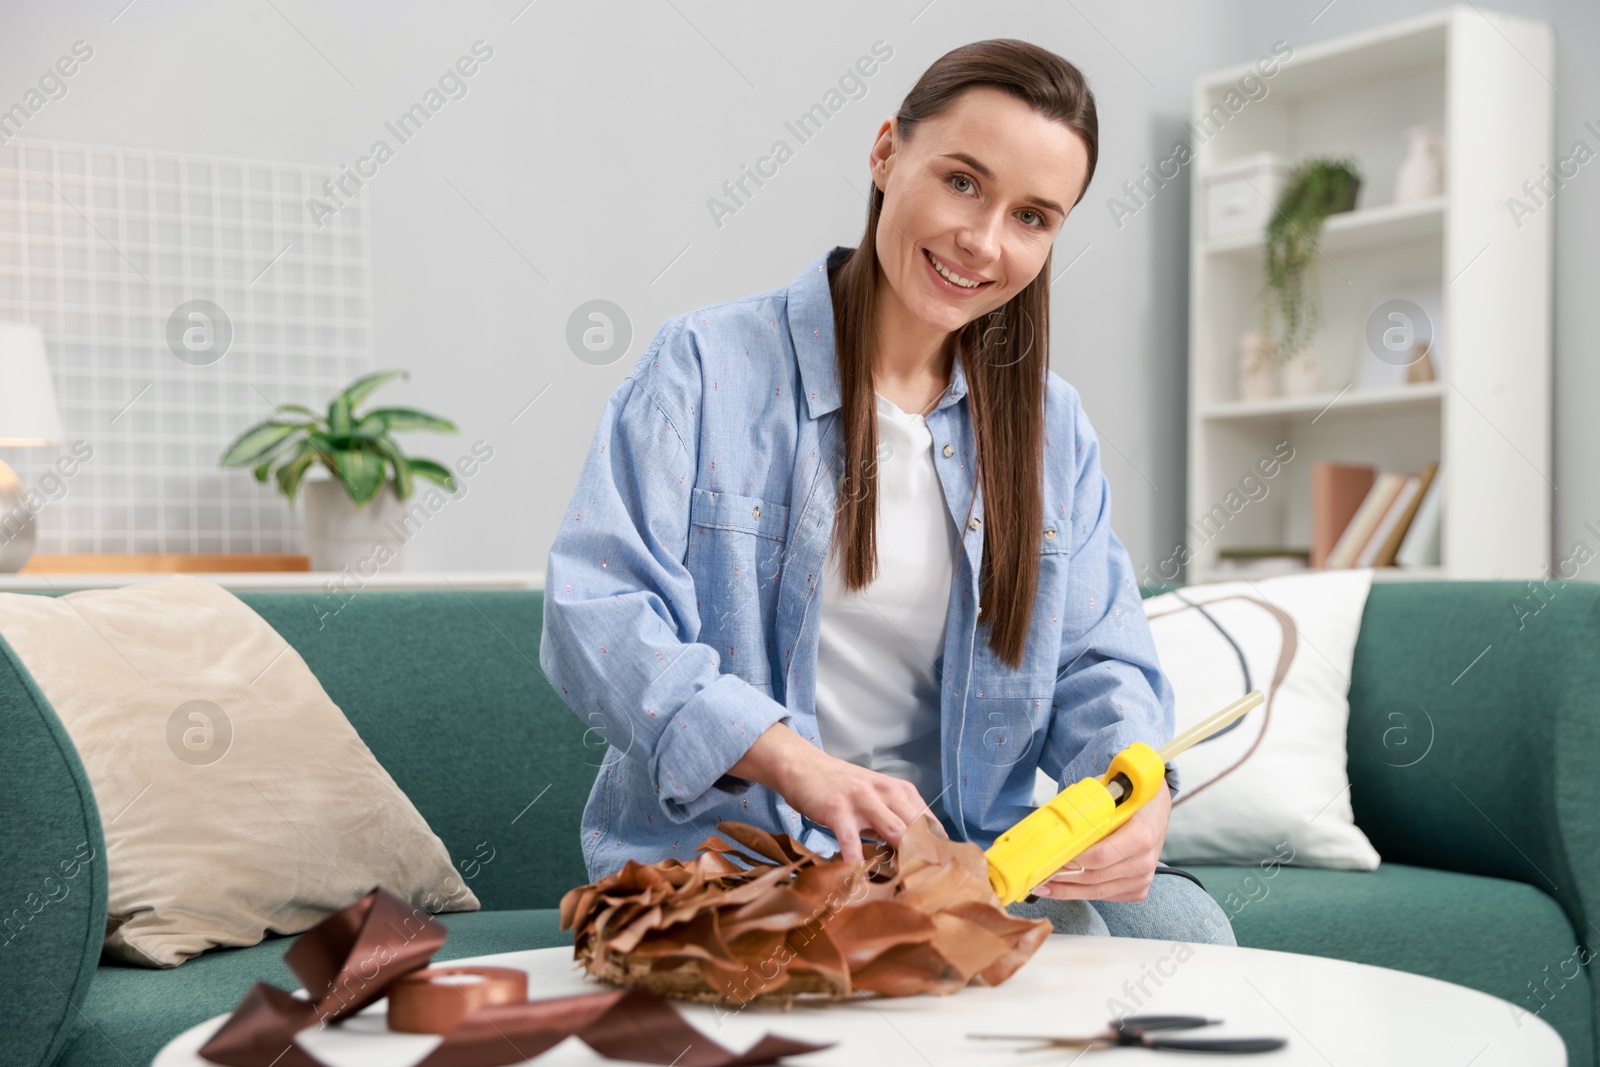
{"left": 1203, "top": 196, "right": 1445, "bottom": 259}
{"left": 1184, "top": 5, "right": 1553, "bottom": 583}
{"left": 1202, "top": 382, "right": 1444, "bottom": 422}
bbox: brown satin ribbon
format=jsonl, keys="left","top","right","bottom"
{"left": 387, "top": 966, "right": 529, "bottom": 1033}
{"left": 197, "top": 886, "right": 831, "bottom": 1067}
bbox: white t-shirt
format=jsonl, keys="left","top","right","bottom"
{"left": 814, "top": 391, "right": 959, "bottom": 809}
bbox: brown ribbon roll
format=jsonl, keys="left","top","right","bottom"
{"left": 387, "top": 966, "right": 529, "bottom": 1034}
{"left": 196, "top": 886, "right": 829, "bottom": 1067}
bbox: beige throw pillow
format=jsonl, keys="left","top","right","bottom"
{"left": 0, "top": 574, "right": 478, "bottom": 967}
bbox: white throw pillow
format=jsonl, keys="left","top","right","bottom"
{"left": 0, "top": 574, "right": 479, "bottom": 967}
{"left": 1033, "top": 569, "right": 1381, "bottom": 871}
{"left": 1146, "top": 569, "right": 1380, "bottom": 870}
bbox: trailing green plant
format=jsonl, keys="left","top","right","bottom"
{"left": 218, "top": 370, "right": 459, "bottom": 507}
{"left": 1259, "top": 155, "right": 1362, "bottom": 363}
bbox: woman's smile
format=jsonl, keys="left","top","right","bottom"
{"left": 921, "top": 246, "right": 995, "bottom": 295}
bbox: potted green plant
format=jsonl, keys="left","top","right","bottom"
{"left": 1258, "top": 155, "right": 1362, "bottom": 392}
{"left": 218, "top": 370, "right": 459, "bottom": 571}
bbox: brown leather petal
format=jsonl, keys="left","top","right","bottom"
{"left": 926, "top": 911, "right": 1012, "bottom": 979}
{"left": 718, "top": 886, "right": 822, "bottom": 939}
{"left": 848, "top": 941, "right": 966, "bottom": 997}
{"left": 629, "top": 911, "right": 732, "bottom": 962}
{"left": 946, "top": 901, "right": 1056, "bottom": 985}
{"left": 823, "top": 902, "right": 938, "bottom": 969}
{"left": 696, "top": 836, "right": 776, "bottom": 870}
{"left": 713, "top": 823, "right": 796, "bottom": 864}
{"left": 782, "top": 927, "right": 850, "bottom": 992}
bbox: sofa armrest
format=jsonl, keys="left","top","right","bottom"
{"left": 0, "top": 631, "right": 108, "bottom": 1067}
{"left": 1346, "top": 579, "right": 1600, "bottom": 956}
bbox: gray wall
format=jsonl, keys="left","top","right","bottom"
{"left": 0, "top": 0, "right": 1592, "bottom": 577}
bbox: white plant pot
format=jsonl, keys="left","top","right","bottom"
{"left": 300, "top": 477, "right": 410, "bottom": 574}
{"left": 1394, "top": 124, "right": 1446, "bottom": 203}
{"left": 1278, "top": 348, "right": 1324, "bottom": 396}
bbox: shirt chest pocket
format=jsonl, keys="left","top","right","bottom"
{"left": 689, "top": 487, "right": 791, "bottom": 541}
{"left": 684, "top": 487, "right": 791, "bottom": 687}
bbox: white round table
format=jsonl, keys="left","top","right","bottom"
{"left": 153, "top": 937, "right": 1566, "bottom": 1066}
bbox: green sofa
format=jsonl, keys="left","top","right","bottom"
{"left": 3, "top": 580, "right": 1596, "bottom": 1067}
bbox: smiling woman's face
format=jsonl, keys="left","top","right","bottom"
{"left": 869, "top": 85, "right": 1091, "bottom": 338}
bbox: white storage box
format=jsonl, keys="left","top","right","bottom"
{"left": 1201, "top": 152, "right": 1291, "bottom": 242}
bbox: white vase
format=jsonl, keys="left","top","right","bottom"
{"left": 300, "top": 477, "right": 410, "bottom": 573}
{"left": 1237, "top": 330, "right": 1277, "bottom": 401}
{"left": 1393, "top": 125, "right": 1445, "bottom": 203}
{"left": 1278, "top": 348, "right": 1324, "bottom": 396}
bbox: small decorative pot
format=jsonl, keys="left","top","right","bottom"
{"left": 300, "top": 477, "right": 410, "bottom": 573}
{"left": 1406, "top": 348, "right": 1437, "bottom": 384}
{"left": 1394, "top": 125, "right": 1445, "bottom": 203}
{"left": 1237, "top": 330, "right": 1277, "bottom": 401}
{"left": 1278, "top": 347, "right": 1324, "bottom": 396}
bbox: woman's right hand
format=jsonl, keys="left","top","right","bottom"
{"left": 727, "top": 722, "right": 933, "bottom": 866}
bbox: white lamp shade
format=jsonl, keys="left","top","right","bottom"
{"left": 0, "top": 321, "right": 65, "bottom": 446}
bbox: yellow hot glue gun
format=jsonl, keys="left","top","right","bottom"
{"left": 985, "top": 690, "right": 1265, "bottom": 905}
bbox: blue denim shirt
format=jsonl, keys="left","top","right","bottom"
{"left": 540, "top": 245, "right": 1178, "bottom": 880}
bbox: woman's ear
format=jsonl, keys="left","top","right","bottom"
{"left": 868, "top": 118, "right": 898, "bottom": 193}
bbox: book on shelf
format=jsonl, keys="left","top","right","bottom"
{"left": 1394, "top": 463, "right": 1443, "bottom": 567}
{"left": 1311, "top": 461, "right": 1376, "bottom": 568}
{"left": 1327, "top": 473, "right": 1403, "bottom": 568}
{"left": 1356, "top": 475, "right": 1421, "bottom": 567}
{"left": 1323, "top": 461, "right": 1442, "bottom": 569}
{"left": 1374, "top": 461, "right": 1439, "bottom": 566}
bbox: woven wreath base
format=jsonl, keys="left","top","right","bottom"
{"left": 587, "top": 953, "right": 843, "bottom": 1007}
{"left": 560, "top": 816, "right": 1051, "bottom": 1006}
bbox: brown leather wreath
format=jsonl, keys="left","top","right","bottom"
{"left": 560, "top": 815, "right": 1051, "bottom": 1005}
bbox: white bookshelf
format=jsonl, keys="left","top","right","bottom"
{"left": 1184, "top": 5, "right": 1553, "bottom": 583}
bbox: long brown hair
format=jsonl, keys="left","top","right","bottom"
{"left": 827, "top": 38, "right": 1099, "bottom": 671}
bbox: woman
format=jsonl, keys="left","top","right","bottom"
{"left": 540, "top": 38, "right": 1234, "bottom": 946}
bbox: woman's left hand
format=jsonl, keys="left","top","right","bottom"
{"left": 1031, "top": 783, "right": 1172, "bottom": 902}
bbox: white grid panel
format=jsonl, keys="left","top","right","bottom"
{"left": 0, "top": 136, "right": 373, "bottom": 555}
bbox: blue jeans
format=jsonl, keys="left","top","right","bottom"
{"left": 1005, "top": 867, "right": 1238, "bottom": 945}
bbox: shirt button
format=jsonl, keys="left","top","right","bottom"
{"left": 942, "top": 444, "right": 954, "bottom": 457}
{"left": 968, "top": 516, "right": 981, "bottom": 531}
{"left": 752, "top": 505, "right": 761, "bottom": 519}
{"left": 1044, "top": 527, "right": 1056, "bottom": 540}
